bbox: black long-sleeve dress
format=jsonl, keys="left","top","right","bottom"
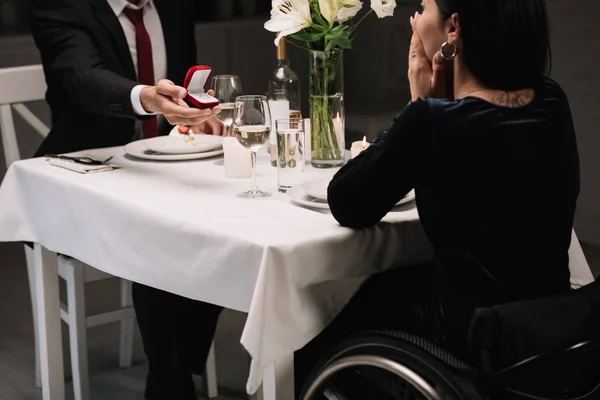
{"left": 329, "top": 77, "right": 578, "bottom": 301}
{"left": 294, "top": 78, "right": 579, "bottom": 393}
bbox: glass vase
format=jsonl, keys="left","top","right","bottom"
{"left": 309, "top": 49, "right": 345, "bottom": 168}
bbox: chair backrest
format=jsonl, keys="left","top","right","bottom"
{"left": 0, "top": 65, "right": 49, "bottom": 168}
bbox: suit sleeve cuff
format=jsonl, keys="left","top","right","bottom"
{"left": 131, "top": 85, "right": 157, "bottom": 116}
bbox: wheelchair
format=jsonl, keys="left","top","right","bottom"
{"left": 301, "top": 278, "right": 600, "bottom": 400}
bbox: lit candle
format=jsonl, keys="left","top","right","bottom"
{"left": 333, "top": 113, "right": 344, "bottom": 139}
{"left": 223, "top": 137, "right": 251, "bottom": 178}
{"left": 351, "top": 136, "right": 370, "bottom": 158}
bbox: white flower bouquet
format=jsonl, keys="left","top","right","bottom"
{"left": 265, "top": 0, "right": 397, "bottom": 166}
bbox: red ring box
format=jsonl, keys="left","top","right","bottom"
{"left": 183, "top": 65, "right": 220, "bottom": 109}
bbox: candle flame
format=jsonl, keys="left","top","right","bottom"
{"left": 362, "top": 136, "right": 367, "bottom": 149}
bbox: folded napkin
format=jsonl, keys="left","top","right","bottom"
{"left": 48, "top": 158, "right": 118, "bottom": 174}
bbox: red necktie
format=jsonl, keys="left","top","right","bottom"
{"left": 124, "top": 7, "right": 159, "bottom": 138}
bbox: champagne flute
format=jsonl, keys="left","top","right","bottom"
{"left": 211, "top": 75, "right": 243, "bottom": 137}
{"left": 233, "top": 95, "right": 272, "bottom": 198}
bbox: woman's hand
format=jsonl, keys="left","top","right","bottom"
{"left": 408, "top": 13, "right": 448, "bottom": 101}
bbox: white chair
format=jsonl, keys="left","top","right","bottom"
{"left": 0, "top": 65, "right": 218, "bottom": 399}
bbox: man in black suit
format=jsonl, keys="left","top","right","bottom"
{"left": 31, "top": 0, "right": 223, "bottom": 155}
{"left": 31, "top": 0, "right": 224, "bottom": 398}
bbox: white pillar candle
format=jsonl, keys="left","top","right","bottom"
{"left": 333, "top": 114, "right": 344, "bottom": 140}
{"left": 351, "top": 136, "right": 370, "bottom": 159}
{"left": 223, "top": 137, "right": 251, "bottom": 178}
{"left": 304, "top": 119, "right": 312, "bottom": 162}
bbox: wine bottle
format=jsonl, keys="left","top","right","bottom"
{"left": 267, "top": 38, "right": 302, "bottom": 167}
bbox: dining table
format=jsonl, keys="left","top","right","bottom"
{"left": 0, "top": 144, "right": 434, "bottom": 399}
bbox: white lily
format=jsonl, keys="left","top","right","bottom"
{"left": 319, "top": 0, "right": 340, "bottom": 25}
{"left": 336, "top": 0, "right": 363, "bottom": 23}
{"left": 370, "top": 0, "right": 396, "bottom": 18}
{"left": 265, "top": 0, "right": 313, "bottom": 46}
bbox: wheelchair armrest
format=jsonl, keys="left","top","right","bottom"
{"left": 482, "top": 340, "right": 600, "bottom": 391}
{"left": 468, "top": 279, "right": 600, "bottom": 397}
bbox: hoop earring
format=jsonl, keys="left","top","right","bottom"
{"left": 441, "top": 42, "right": 458, "bottom": 60}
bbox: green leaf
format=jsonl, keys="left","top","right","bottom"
{"left": 286, "top": 39, "right": 316, "bottom": 52}
{"left": 325, "top": 32, "right": 352, "bottom": 49}
{"left": 329, "top": 25, "right": 342, "bottom": 35}
{"left": 291, "top": 31, "right": 327, "bottom": 42}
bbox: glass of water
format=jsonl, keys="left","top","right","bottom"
{"left": 211, "top": 75, "right": 242, "bottom": 166}
{"left": 275, "top": 119, "right": 305, "bottom": 193}
{"left": 211, "top": 75, "right": 242, "bottom": 137}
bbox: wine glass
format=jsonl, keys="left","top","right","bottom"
{"left": 233, "top": 95, "right": 272, "bottom": 198}
{"left": 211, "top": 75, "right": 243, "bottom": 137}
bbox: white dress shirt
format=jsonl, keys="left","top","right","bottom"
{"left": 106, "top": 0, "right": 167, "bottom": 116}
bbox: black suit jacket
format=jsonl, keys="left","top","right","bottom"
{"left": 30, "top": 0, "right": 197, "bottom": 156}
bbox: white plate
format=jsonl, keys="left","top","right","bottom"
{"left": 288, "top": 186, "right": 416, "bottom": 210}
{"left": 302, "top": 177, "right": 416, "bottom": 206}
{"left": 125, "top": 138, "right": 223, "bottom": 161}
{"left": 287, "top": 185, "right": 330, "bottom": 210}
{"left": 301, "top": 179, "right": 329, "bottom": 200}
{"left": 144, "top": 134, "right": 223, "bottom": 154}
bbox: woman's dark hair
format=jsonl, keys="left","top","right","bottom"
{"left": 434, "top": 0, "right": 552, "bottom": 91}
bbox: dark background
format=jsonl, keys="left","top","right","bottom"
{"left": 0, "top": 0, "right": 273, "bottom": 35}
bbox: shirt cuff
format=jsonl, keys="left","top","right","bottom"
{"left": 131, "top": 85, "right": 157, "bottom": 116}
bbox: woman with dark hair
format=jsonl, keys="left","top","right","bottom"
{"left": 294, "top": 0, "right": 579, "bottom": 394}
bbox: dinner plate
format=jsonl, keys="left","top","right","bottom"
{"left": 288, "top": 186, "right": 416, "bottom": 210}
{"left": 301, "top": 178, "right": 416, "bottom": 206}
{"left": 287, "top": 185, "right": 330, "bottom": 210}
{"left": 144, "top": 134, "right": 223, "bottom": 154}
{"left": 124, "top": 138, "right": 223, "bottom": 161}
{"left": 301, "top": 179, "right": 329, "bottom": 200}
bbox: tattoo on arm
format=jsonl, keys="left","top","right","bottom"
{"left": 491, "top": 91, "right": 533, "bottom": 107}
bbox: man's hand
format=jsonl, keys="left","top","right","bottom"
{"left": 140, "top": 79, "right": 221, "bottom": 126}
{"left": 189, "top": 89, "right": 226, "bottom": 136}
{"left": 191, "top": 117, "right": 225, "bottom": 136}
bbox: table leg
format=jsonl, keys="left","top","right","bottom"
{"left": 34, "top": 244, "right": 65, "bottom": 400}
{"left": 259, "top": 353, "right": 295, "bottom": 400}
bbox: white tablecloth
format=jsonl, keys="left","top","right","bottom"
{"left": 0, "top": 147, "right": 433, "bottom": 394}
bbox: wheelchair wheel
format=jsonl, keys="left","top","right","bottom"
{"left": 300, "top": 331, "right": 481, "bottom": 400}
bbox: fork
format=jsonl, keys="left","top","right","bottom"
{"left": 45, "top": 154, "right": 114, "bottom": 166}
